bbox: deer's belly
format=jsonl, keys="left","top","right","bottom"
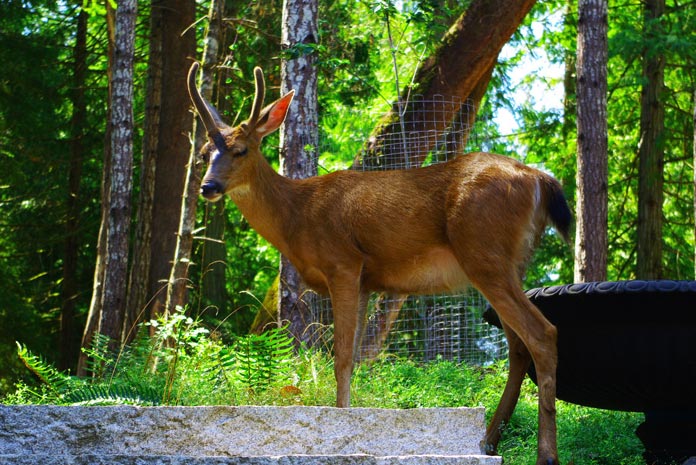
{"left": 363, "top": 247, "right": 469, "bottom": 294}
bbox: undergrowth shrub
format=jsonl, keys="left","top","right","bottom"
{"left": 7, "top": 313, "right": 300, "bottom": 406}
{"left": 5, "top": 313, "right": 646, "bottom": 464}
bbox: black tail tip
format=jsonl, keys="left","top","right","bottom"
{"left": 547, "top": 181, "right": 572, "bottom": 242}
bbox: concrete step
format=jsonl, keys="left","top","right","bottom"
{"left": 0, "top": 405, "right": 501, "bottom": 465}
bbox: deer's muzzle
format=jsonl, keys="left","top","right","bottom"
{"left": 201, "top": 180, "right": 223, "bottom": 201}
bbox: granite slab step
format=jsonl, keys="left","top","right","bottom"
{"left": 0, "top": 405, "right": 501, "bottom": 465}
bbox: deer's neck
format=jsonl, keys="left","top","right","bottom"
{"left": 229, "top": 157, "right": 300, "bottom": 258}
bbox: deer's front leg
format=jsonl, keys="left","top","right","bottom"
{"left": 329, "top": 274, "right": 364, "bottom": 408}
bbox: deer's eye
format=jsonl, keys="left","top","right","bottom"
{"left": 199, "top": 146, "right": 211, "bottom": 164}
{"left": 234, "top": 147, "right": 248, "bottom": 157}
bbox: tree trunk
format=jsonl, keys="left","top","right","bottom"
{"left": 574, "top": 0, "right": 608, "bottom": 282}
{"left": 123, "top": 0, "right": 162, "bottom": 343}
{"left": 636, "top": 0, "right": 665, "bottom": 280}
{"left": 165, "top": 0, "right": 223, "bottom": 316}
{"left": 78, "top": 2, "right": 116, "bottom": 376}
{"left": 196, "top": 1, "right": 228, "bottom": 314}
{"left": 693, "top": 88, "right": 695, "bottom": 280}
{"left": 60, "top": 6, "right": 88, "bottom": 372}
{"left": 201, "top": 199, "right": 228, "bottom": 313}
{"left": 356, "top": 0, "right": 537, "bottom": 169}
{"left": 99, "top": 0, "right": 137, "bottom": 349}
{"left": 147, "top": 0, "right": 196, "bottom": 321}
{"left": 278, "top": 0, "right": 320, "bottom": 346}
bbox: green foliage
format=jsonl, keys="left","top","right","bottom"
{"left": 224, "top": 327, "right": 295, "bottom": 391}
{"left": 8, "top": 321, "right": 646, "bottom": 463}
{"left": 79, "top": 333, "right": 113, "bottom": 380}
{"left": 505, "top": 0, "right": 696, "bottom": 281}
{"left": 11, "top": 337, "right": 160, "bottom": 406}
{"left": 15, "top": 342, "right": 73, "bottom": 397}
{"left": 0, "top": 0, "right": 108, "bottom": 389}
{"left": 2, "top": 0, "right": 695, "bottom": 426}
{"left": 6, "top": 314, "right": 299, "bottom": 406}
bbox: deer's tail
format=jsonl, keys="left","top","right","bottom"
{"left": 542, "top": 176, "right": 573, "bottom": 243}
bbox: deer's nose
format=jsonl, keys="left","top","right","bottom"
{"left": 201, "top": 180, "right": 223, "bottom": 199}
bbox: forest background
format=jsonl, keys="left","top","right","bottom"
{"left": 1, "top": 0, "right": 695, "bottom": 396}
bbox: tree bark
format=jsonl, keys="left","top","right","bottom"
{"left": 693, "top": 88, "right": 695, "bottom": 280}
{"left": 199, "top": 2, "right": 229, "bottom": 316}
{"left": 356, "top": 0, "right": 537, "bottom": 169}
{"left": 201, "top": 199, "right": 228, "bottom": 313}
{"left": 278, "top": 0, "right": 319, "bottom": 346}
{"left": 147, "top": 0, "right": 196, "bottom": 321}
{"left": 200, "top": 2, "right": 238, "bottom": 314}
{"left": 99, "top": 0, "right": 137, "bottom": 349}
{"left": 574, "top": 0, "right": 608, "bottom": 282}
{"left": 60, "top": 6, "right": 88, "bottom": 372}
{"left": 78, "top": 2, "right": 116, "bottom": 376}
{"left": 636, "top": 0, "right": 665, "bottom": 280}
{"left": 123, "top": 0, "right": 162, "bottom": 343}
{"left": 165, "top": 0, "right": 223, "bottom": 316}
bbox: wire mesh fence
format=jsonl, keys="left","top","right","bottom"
{"left": 308, "top": 291, "right": 507, "bottom": 366}
{"left": 302, "top": 95, "right": 508, "bottom": 365}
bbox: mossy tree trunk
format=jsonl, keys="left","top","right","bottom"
{"left": 278, "top": 0, "right": 320, "bottom": 346}
{"left": 636, "top": 0, "right": 665, "bottom": 280}
{"left": 356, "top": 0, "right": 536, "bottom": 169}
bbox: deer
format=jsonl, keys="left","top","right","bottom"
{"left": 187, "top": 61, "right": 572, "bottom": 465}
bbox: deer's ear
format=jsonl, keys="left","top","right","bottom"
{"left": 255, "top": 90, "right": 295, "bottom": 137}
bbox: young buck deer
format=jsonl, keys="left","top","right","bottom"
{"left": 188, "top": 62, "right": 571, "bottom": 465}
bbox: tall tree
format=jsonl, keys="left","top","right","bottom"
{"left": 165, "top": 0, "right": 223, "bottom": 316}
{"left": 636, "top": 0, "right": 665, "bottom": 279}
{"left": 198, "top": 1, "right": 229, "bottom": 317}
{"left": 123, "top": 0, "right": 163, "bottom": 342}
{"left": 357, "top": 0, "right": 537, "bottom": 169}
{"left": 99, "top": 0, "right": 137, "bottom": 348}
{"left": 60, "top": 6, "right": 88, "bottom": 371}
{"left": 278, "top": 0, "right": 319, "bottom": 345}
{"left": 574, "top": 0, "right": 608, "bottom": 282}
{"left": 146, "top": 0, "right": 196, "bottom": 320}
{"left": 79, "top": 2, "right": 117, "bottom": 374}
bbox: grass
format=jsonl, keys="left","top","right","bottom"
{"left": 6, "top": 321, "right": 646, "bottom": 465}
{"left": 356, "top": 359, "right": 646, "bottom": 465}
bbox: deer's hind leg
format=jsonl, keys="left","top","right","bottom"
{"left": 476, "top": 277, "right": 559, "bottom": 465}
{"left": 483, "top": 322, "right": 532, "bottom": 455}
{"left": 448, "top": 236, "right": 558, "bottom": 463}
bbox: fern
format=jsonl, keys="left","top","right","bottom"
{"left": 64, "top": 383, "right": 161, "bottom": 406}
{"left": 80, "top": 332, "right": 114, "bottom": 379}
{"left": 16, "top": 342, "right": 74, "bottom": 400}
{"left": 12, "top": 321, "right": 298, "bottom": 406}
{"left": 224, "top": 326, "right": 295, "bottom": 391}
{"left": 15, "top": 337, "right": 164, "bottom": 406}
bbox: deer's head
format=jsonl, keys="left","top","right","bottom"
{"left": 187, "top": 62, "right": 294, "bottom": 202}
